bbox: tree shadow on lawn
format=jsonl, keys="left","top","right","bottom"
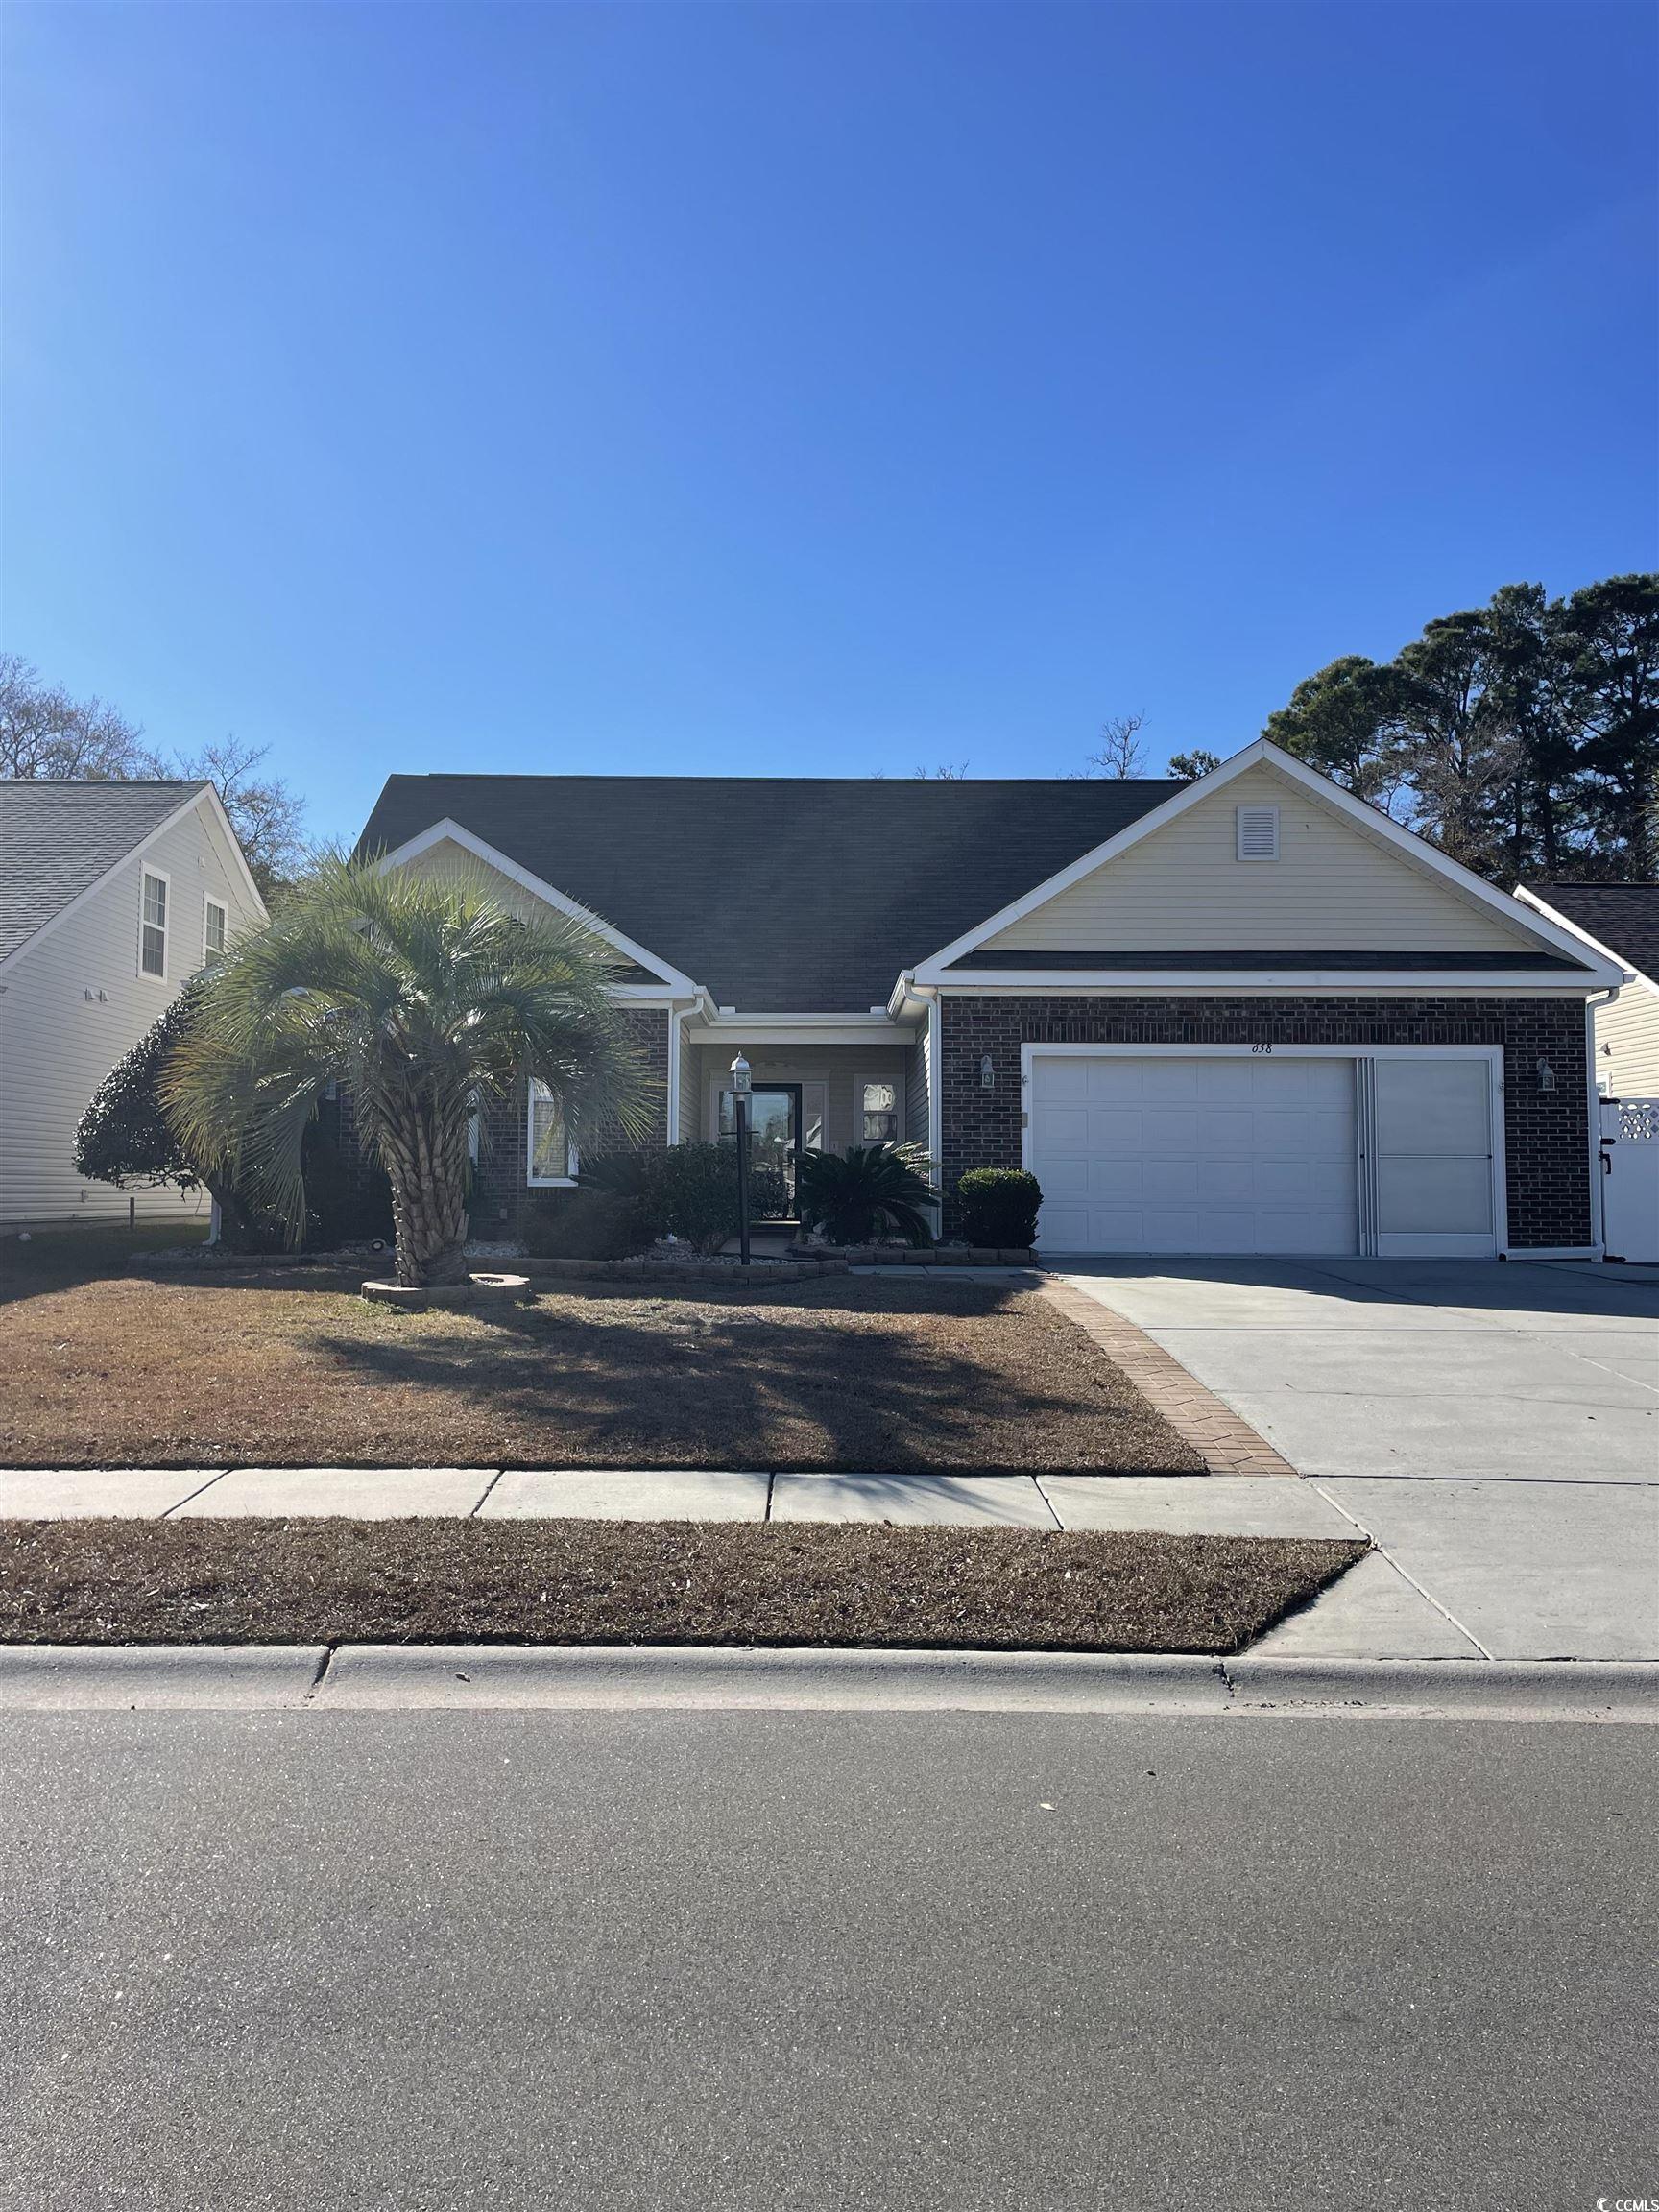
{"left": 305, "top": 1279, "right": 1196, "bottom": 1475}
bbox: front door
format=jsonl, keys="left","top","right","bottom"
{"left": 718, "top": 1084, "right": 802, "bottom": 1217}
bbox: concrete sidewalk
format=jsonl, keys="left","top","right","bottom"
{"left": 0, "top": 1464, "right": 1351, "bottom": 1535}
{"left": 3, "top": 1448, "right": 1653, "bottom": 1662}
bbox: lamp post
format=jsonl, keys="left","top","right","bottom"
{"left": 730, "top": 1052, "right": 752, "bottom": 1267}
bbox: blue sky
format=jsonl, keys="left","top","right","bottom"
{"left": 4, "top": 1, "right": 1655, "bottom": 843}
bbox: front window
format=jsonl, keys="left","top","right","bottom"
{"left": 140, "top": 872, "right": 168, "bottom": 978}
{"left": 860, "top": 1080, "right": 899, "bottom": 1144}
{"left": 204, "top": 898, "right": 228, "bottom": 964}
{"left": 527, "top": 1079, "right": 574, "bottom": 1184}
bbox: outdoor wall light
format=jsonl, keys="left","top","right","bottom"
{"left": 1536, "top": 1057, "right": 1556, "bottom": 1093}
{"left": 979, "top": 1054, "right": 995, "bottom": 1091}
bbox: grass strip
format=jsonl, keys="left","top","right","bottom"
{"left": 0, "top": 1517, "right": 1366, "bottom": 1655}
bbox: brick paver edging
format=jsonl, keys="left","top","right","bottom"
{"left": 1039, "top": 1279, "right": 1297, "bottom": 1479}
{"left": 521, "top": 1256, "right": 850, "bottom": 1289}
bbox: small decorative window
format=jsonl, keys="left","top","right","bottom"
{"left": 204, "top": 898, "right": 228, "bottom": 965}
{"left": 1236, "top": 805, "right": 1280, "bottom": 860}
{"left": 140, "top": 871, "right": 168, "bottom": 977}
{"left": 527, "top": 1078, "right": 575, "bottom": 1184}
{"left": 860, "top": 1080, "right": 899, "bottom": 1144}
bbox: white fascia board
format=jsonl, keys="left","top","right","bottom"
{"left": 373, "top": 818, "right": 698, "bottom": 991}
{"left": 929, "top": 969, "right": 1614, "bottom": 995}
{"left": 911, "top": 738, "right": 1622, "bottom": 985}
{"left": 684, "top": 1010, "right": 916, "bottom": 1046}
{"left": 1515, "top": 886, "right": 1652, "bottom": 998}
{"left": 199, "top": 782, "right": 269, "bottom": 921}
{"left": 0, "top": 784, "right": 227, "bottom": 977}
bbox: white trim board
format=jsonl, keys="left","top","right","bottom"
{"left": 1019, "top": 1041, "right": 1511, "bottom": 1260}
{"left": 911, "top": 740, "right": 1622, "bottom": 986}
{"left": 927, "top": 969, "right": 1600, "bottom": 995}
{"left": 373, "top": 818, "right": 698, "bottom": 993}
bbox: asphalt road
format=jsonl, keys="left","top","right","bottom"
{"left": 2, "top": 1711, "right": 1653, "bottom": 2212}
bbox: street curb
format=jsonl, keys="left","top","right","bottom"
{"left": 315, "top": 1645, "right": 1233, "bottom": 1711}
{"left": 1222, "top": 1656, "right": 1659, "bottom": 1721}
{"left": 0, "top": 1644, "right": 328, "bottom": 1708}
{"left": 0, "top": 1644, "right": 1652, "bottom": 1718}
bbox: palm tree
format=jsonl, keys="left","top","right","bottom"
{"left": 164, "top": 854, "right": 656, "bottom": 1287}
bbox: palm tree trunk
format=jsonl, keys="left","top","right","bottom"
{"left": 383, "top": 1094, "right": 470, "bottom": 1287}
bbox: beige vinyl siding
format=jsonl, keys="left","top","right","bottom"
{"left": 395, "top": 837, "right": 571, "bottom": 926}
{"left": 985, "top": 766, "right": 1546, "bottom": 956}
{"left": 1594, "top": 983, "right": 1659, "bottom": 1096}
{"left": 0, "top": 797, "right": 264, "bottom": 1226}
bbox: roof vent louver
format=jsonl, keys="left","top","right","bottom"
{"left": 1237, "top": 805, "right": 1280, "bottom": 861}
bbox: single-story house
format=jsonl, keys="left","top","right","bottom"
{"left": 0, "top": 779, "right": 267, "bottom": 1228}
{"left": 358, "top": 739, "right": 1622, "bottom": 1261}
{"left": 1515, "top": 881, "right": 1659, "bottom": 1099}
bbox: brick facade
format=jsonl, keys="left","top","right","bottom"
{"left": 938, "top": 995, "right": 1592, "bottom": 1251}
{"left": 467, "top": 1004, "right": 672, "bottom": 1236}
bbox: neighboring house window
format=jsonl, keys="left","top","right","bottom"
{"left": 203, "top": 897, "right": 228, "bottom": 965}
{"left": 139, "top": 870, "right": 168, "bottom": 978}
{"left": 527, "top": 1078, "right": 576, "bottom": 1184}
{"left": 860, "top": 1079, "right": 900, "bottom": 1143}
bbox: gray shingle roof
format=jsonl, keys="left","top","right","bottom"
{"left": 357, "top": 774, "right": 1183, "bottom": 1011}
{"left": 1521, "top": 880, "right": 1659, "bottom": 984}
{"left": 0, "top": 781, "right": 207, "bottom": 964}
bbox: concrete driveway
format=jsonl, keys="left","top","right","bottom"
{"left": 1056, "top": 1258, "right": 1659, "bottom": 1663}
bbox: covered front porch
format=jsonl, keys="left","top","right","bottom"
{"left": 677, "top": 1015, "right": 928, "bottom": 1219}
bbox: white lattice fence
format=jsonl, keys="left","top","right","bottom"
{"left": 1600, "top": 1096, "right": 1659, "bottom": 1262}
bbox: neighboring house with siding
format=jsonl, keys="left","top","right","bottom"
{"left": 357, "top": 738, "right": 1621, "bottom": 1261}
{"left": 1516, "top": 882, "right": 1659, "bottom": 1099}
{"left": 0, "top": 780, "right": 266, "bottom": 1228}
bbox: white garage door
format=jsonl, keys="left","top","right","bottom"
{"left": 1028, "top": 1053, "right": 1358, "bottom": 1256}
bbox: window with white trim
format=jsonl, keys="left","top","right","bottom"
{"left": 140, "top": 871, "right": 168, "bottom": 977}
{"left": 859, "top": 1078, "right": 900, "bottom": 1144}
{"left": 527, "top": 1078, "right": 576, "bottom": 1184}
{"left": 203, "top": 897, "right": 228, "bottom": 965}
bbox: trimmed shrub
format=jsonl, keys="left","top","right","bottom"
{"left": 580, "top": 1145, "right": 791, "bottom": 1253}
{"left": 956, "top": 1167, "right": 1042, "bottom": 1248}
{"left": 524, "top": 1187, "right": 651, "bottom": 1261}
{"left": 647, "top": 1142, "right": 747, "bottom": 1255}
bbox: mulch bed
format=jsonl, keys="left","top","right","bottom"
{"left": 0, "top": 1518, "right": 1366, "bottom": 1654}
{"left": 0, "top": 1268, "right": 1203, "bottom": 1474}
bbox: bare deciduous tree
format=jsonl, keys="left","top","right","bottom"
{"left": 0, "top": 654, "right": 162, "bottom": 781}
{"left": 173, "top": 733, "right": 309, "bottom": 899}
{"left": 1079, "top": 711, "right": 1147, "bottom": 779}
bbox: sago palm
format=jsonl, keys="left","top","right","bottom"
{"left": 795, "top": 1142, "right": 937, "bottom": 1248}
{"left": 163, "top": 854, "right": 657, "bottom": 1286}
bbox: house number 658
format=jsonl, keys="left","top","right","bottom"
{"left": 1250, "top": 1043, "right": 1274, "bottom": 1053}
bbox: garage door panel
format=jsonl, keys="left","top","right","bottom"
{"left": 1142, "top": 1060, "right": 1201, "bottom": 1104}
{"left": 1030, "top": 1054, "right": 1359, "bottom": 1257}
{"left": 1093, "top": 1157, "right": 1148, "bottom": 1199}
{"left": 1087, "top": 1107, "right": 1153, "bottom": 1150}
{"left": 1376, "top": 1155, "right": 1493, "bottom": 1235}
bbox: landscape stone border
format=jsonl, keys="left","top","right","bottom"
{"left": 1039, "top": 1277, "right": 1298, "bottom": 1479}
{"left": 790, "top": 1245, "right": 1038, "bottom": 1267}
{"left": 517, "top": 1255, "right": 849, "bottom": 1289}
{"left": 362, "top": 1272, "right": 532, "bottom": 1312}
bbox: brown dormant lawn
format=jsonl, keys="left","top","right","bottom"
{"left": 0, "top": 1260, "right": 1203, "bottom": 1474}
{"left": 0, "top": 1517, "right": 1362, "bottom": 1654}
